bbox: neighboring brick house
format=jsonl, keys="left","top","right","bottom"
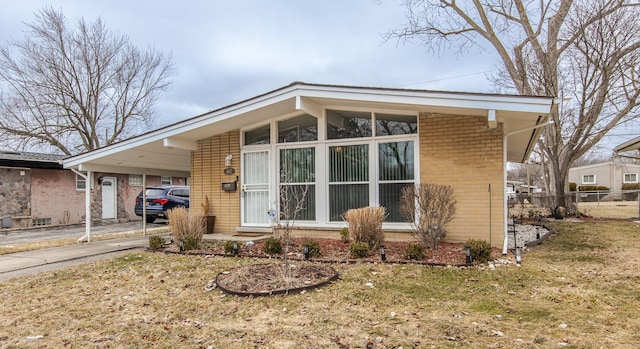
{"left": 65, "top": 82, "right": 554, "bottom": 250}
{"left": 0, "top": 150, "right": 185, "bottom": 228}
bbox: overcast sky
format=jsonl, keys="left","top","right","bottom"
{"left": 0, "top": 1, "right": 634, "bottom": 153}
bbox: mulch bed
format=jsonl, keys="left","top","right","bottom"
{"left": 164, "top": 237, "right": 478, "bottom": 266}
{"left": 158, "top": 237, "right": 502, "bottom": 296}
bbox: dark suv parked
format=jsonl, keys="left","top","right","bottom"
{"left": 134, "top": 186, "right": 190, "bottom": 223}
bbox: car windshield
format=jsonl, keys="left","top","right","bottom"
{"left": 144, "top": 189, "right": 166, "bottom": 197}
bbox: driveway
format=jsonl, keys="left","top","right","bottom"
{"left": 0, "top": 221, "right": 169, "bottom": 282}
{"left": 0, "top": 220, "right": 168, "bottom": 245}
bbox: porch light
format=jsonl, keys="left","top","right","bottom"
{"left": 232, "top": 241, "right": 238, "bottom": 255}
{"left": 465, "top": 246, "right": 472, "bottom": 264}
{"left": 380, "top": 245, "right": 386, "bottom": 262}
{"left": 515, "top": 247, "right": 522, "bottom": 265}
{"left": 225, "top": 153, "right": 233, "bottom": 167}
{"left": 304, "top": 245, "right": 309, "bottom": 260}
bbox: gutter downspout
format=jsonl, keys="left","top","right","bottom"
{"left": 502, "top": 121, "right": 554, "bottom": 255}
{"left": 71, "top": 169, "right": 92, "bottom": 243}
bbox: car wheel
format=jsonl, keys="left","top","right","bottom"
{"left": 146, "top": 216, "right": 156, "bottom": 223}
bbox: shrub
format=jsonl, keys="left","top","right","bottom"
{"left": 182, "top": 236, "right": 199, "bottom": 251}
{"left": 404, "top": 243, "right": 426, "bottom": 260}
{"left": 340, "top": 227, "right": 350, "bottom": 243}
{"left": 400, "top": 184, "right": 457, "bottom": 250}
{"left": 303, "top": 240, "right": 321, "bottom": 258}
{"left": 569, "top": 182, "right": 577, "bottom": 192}
{"left": 263, "top": 237, "right": 283, "bottom": 255}
{"left": 577, "top": 185, "right": 609, "bottom": 191}
{"left": 466, "top": 239, "right": 492, "bottom": 263}
{"left": 148, "top": 235, "right": 165, "bottom": 249}
{"left": 349, "top": 241, "right": 370, "bottom": 258}
{"left": 166, "top": 207, "right": 204, "bottom": 250}
{"left": 343, "top": 206, "right": 386, "bottom": 250}
{"left": 622, "top": 183, "right": 640, "bottom": 191}
{"left": 224, "top": 240, "right": 237, "bottom": 254}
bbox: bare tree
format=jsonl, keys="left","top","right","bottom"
{"left": 0, "top": 7, "right": 174, "bottom": 155}
{"left": 400, "top": 183, "right": 456, "bottom": 249}
{"left": 387, "top": 0, "right": 640, "bottom": 209}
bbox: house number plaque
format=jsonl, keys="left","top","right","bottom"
{"left": 224, "top": 168, "right": 235, "bottom": 175}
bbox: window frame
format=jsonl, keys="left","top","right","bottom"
{"left": 75, "top": 174, "right": 87, "bottom": 191}
{"left": 161, "top": 176, "right": 172, "bottom": 186}
{"left": 623, "top": 173, "right": 638, "bottom": 184}
{"left": 582, "top": 174, "right": 596, "bottom": 185}
{"left": 239, "top": 110, "right": 419, "bottom": 228}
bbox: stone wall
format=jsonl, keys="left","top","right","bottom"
{"left": 0, "top": 168, "right": 31, "bottom": 221}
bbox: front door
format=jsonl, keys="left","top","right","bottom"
{"left": 101, "top": 176, "right": 117, "bottom": 219}
{"left": 242, "top": 150, "right": 270, "bottom": 225}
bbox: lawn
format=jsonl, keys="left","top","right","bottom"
{"left": 1, "top": 221, "right": 639, "bottom": 348}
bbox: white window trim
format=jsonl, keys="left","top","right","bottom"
{"left": 161, "top": 176, "right": 172, "bottom": 185}
{"left": 75, "top": 174, "right": 86, "bottom": 191}
{"left": 581, "top": 174, "right": 596, "bottom": 185}
{"left": 239, "top": 109, "right": 419, "bottom": 229}
{"left": 623, "top": 173, "right": 638, "bottom": 183}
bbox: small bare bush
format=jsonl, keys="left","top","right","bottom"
{"left": 400, "top": 184, "right": 456, "bottom": 250}
{"left": 343, "top": 206, "right": 386, "bottom": 250}
{"left": 166, "top": 207, "right": 204, "bottom": 250}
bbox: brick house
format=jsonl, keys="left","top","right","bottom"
{"left": 64, "top": 82, "right": 553, "bottom": 250}
{"left": 0, "top": 150, "right": 185, "bottom": 228}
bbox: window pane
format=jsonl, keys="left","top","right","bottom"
{"left": 161, "top": 176, "right": 172, "bottom": 185}
{"left": 380, "top": 183, "right": 413, "bottom": 222}
{"left": 329, "top": 144, "right": 369, "bottom": 182}
{"left": 280, "top": 148, "right": 315, "bottom": 183}
{"left": 379, "top": 141, "right": 414, "bottom": 181}
{"left": 129, "top": 174, "right": 143, "bottom": 186}
{"left": 329, "top": 184, "right": 369, "bottom": 221}
{"left": 327, "top": 110, "right": 372, "bottom": 139}
{"left": 280, "top": 184, "right": 316, "bottom": 220}
{"left": 278, "top": 114, "right": 317, "bottom": 143}
{"left": 244, "top": 124, "right": 270, "bottom": 145}
{"left": 376, "top": 113, "right": 417, "bottom": 136}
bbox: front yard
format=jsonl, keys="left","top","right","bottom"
{"left": 1, "top": 220, "right": 639, "bottom": 348}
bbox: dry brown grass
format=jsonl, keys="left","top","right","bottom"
{"left": 576, "top": 201, "right": 639, "bottom": 219}
{"left": 1, "top": 221, "right": 639, "bottom": 348}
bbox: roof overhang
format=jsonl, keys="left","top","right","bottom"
{"left": 63, "top": 82, "right": 554, "bottom": 175}
{"left": 614, "top": 136, "right": 640, "bottom": 154}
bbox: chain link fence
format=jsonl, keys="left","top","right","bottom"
{"left": 508, "top": 190, "right": 640, "bottom": 219}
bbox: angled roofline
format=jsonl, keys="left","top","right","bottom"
{"left": 65, "top": 81, "right": 554, "bottom": 168}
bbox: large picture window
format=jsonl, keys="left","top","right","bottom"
{"left": 280, "top": 147, "right": 316, "bottom": 221}
{"left": 379, "top": 141, "right": 415, "bottom": 222}
{"left": 327, "top": 110, "right": 372, "bottom": 139}
{"left": 329, "top": 144, "right": 369, "bottom": 221}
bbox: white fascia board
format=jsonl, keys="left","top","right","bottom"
{"left": 569, "top": 161, "right": 613, "bottom": 171}
{"left": 77, "top": 163, "right": 189, "bottom": 177}
{"left": 296, "top": 85, "right": 554, "bottom": 115}
{"left": 614, "top": 136, "right": 640, "bottom": 153}
{"left": 65, "top": 88, "right": 300, "bottom": 168}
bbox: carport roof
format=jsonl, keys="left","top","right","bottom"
{"left": 63, "top": 82, "right": 554, "bottom": 176}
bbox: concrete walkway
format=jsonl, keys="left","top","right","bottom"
{"left": 0, "top": 223, "right": 271, "bottom": 282}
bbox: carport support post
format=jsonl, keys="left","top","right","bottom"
{"left": 85, "top": 171, "right": 92, "bottom": 243}
{"left": 142, "top": 174, "right": 147, "bottom": 236}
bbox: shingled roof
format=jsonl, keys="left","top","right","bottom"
{"left": 0, "top": 150, "right": 65, "bottom": 169}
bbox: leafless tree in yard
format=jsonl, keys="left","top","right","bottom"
{"left": 387, "top": 0, "right": 640, "bottom": 210}
{"left": 278, "top": 148, "right": 311, "bottom": 280}
{"left": 0, "top": 7, "right": 174, "bottom": 155}
{"left": 400, "top": 183, "right": 457, "bottom": 249}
